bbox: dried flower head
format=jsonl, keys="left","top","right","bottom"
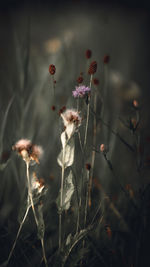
{"left": 12, "top": 139, "right": 43, "bottom": 164}
{"left": 32, "top": 172, "right": 45, "bottom": 194}
{"left": 103, "top": 54, "right": 110, "bottom": 64}
{"left": 100, "top": 144, "right": 105, "bottom": 152}
{"left": 49, "top": 64, "right": 56, "bottom": 75}
{"left": 85, "top": 49, "right": 92, "bottom": 59}
{"left": 77, "top": 76, "right": 83, "bottom": 84}
{"left": 88, "top": 61, "right": 97, "bottom": 75}
{"left": 61, "top": 109, "right": 81, "bottom": 128}
{"left": 72, "top": 85, "right": 91, "bottom": 98}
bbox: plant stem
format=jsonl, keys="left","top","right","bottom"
{"left": 41, "top": 238, "right": 48, "bottom": 267}
{"left": 59, "top": 149, "right": 65, "bottom": 251}
{"left": 7, "top": 206, "right": 30, "bottom": 265}
{"left": 83, "top": 74, "right": 92, "bottom": 148}
{"left": 26, "top": 161, "right": 39, "bottom": 226}
{"left": 88, "top": 89, "right": 97, "bottom": 207}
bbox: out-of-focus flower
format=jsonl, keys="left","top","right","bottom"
{"left": 12, "top": 139, "right": 43, "bottom": 164}
{"left": 85, "top": 163, "right": 91, "bottom": 171}
{"left": 72, "top": 85, "right": 91, "bottom": 98}
{"left": 59, "top": 106, "right": 66, "bottom": 115}
{"left": 49, "top": 64, "right": 56, "bottom": 75}
{"left": 77, "top": 76, "right": 83, "bottom": 84}
{"left": 51, "top": 105, "right": 56, "bottom": 111}
{"left": 93, "top": 78, "right": 99, "bottom": 85}
{"left": 103, "top": 54, "right": 110, "bottom": 64}
{"left": 85, "top": 49, "right": 92, "bottom": 59}
{"left": 88, "top": 61, "right": 97, "bottom": 75}
{"left": 100, "top": 144, "right": 106, "bottom": 152}
{"left": 133, "top": 99, "right": 139, "bottom": 108}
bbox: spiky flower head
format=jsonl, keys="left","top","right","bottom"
{"left": 72, "top": 85, "right": 91, "bottom": 98}
{"left": 12, "top": 139, "right": 43, "bottom": 164}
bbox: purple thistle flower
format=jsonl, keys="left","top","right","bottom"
{"left": 72, "top": 85, "right": 91, "bottom": 98}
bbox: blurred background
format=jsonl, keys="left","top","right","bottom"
{"left": 0, "top": 0, "right": 150, "bottom": 266}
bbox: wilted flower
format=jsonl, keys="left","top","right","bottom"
{"left": 72, "top": 85, "right": 91, "bottom": 98}
{"left": 12, "top": 139, "right": 43, "bottom": 164}
{"left": 61, "top": 109, "right": 82, "bottom": 139}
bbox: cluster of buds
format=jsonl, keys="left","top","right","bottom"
{"left": 49, "top": 64, "right": 56, "bottom": 75}
{"left": 12, "top": 139, "right": 43, "bottom": 164}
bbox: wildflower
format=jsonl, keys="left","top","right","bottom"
{"left": 85, "top": 49, "right": 92, "bottom": 59}
{"left": 12, "top": 139, "right": 43, "bottom": 164}
{"left": 77, "top": 76, "right": 83, "bottom": 84}
{"left": 72, "top": 85, "right": 91, "bottom": 98}
{"left": 103, "top": 54, "right": 110, "bottom": 64}
{"left": 61, "top": 109, "right": 81, "bottom": 139}
{"left": 88, "top": 61, "right": 97, "bottom": 75}
{"left": 49, "top": 64, "right": 56, "bottom": 75}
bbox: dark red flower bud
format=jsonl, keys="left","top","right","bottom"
{"left": 88, "top": 61, "right": 97, "bottom": 75}
{"left": 103, "top": 55, "right": 110, "bottom": 64}
{"left": 51, "top": 105, "right": 56, "bottom": 111}
{"left": 85, "top": 163, "right": 91, "bottom": 170}
{"left": 77, "top": 76, "right": 83, "bottom": 84}
{"left": 93, "top": 78, "right": 99, "bottom": 85}
{"left": 49, "top": 64, "right": 56, "bottom": 75}
{"left": 85, "top": 49, "right": 92, "bottom": 59}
